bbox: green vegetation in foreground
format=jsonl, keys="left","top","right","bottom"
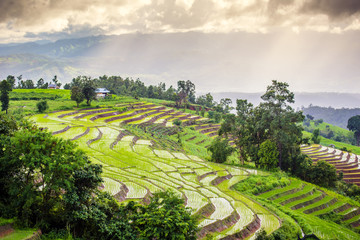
{"left": 0, "top": 113, "right": 198, "bottom": 240}
{"left": 1, "top": 229, "right": 36, "bottom": 240}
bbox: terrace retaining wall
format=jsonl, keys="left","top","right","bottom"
{"left": 197, "top": 211, "right": 240, "bottom": 239}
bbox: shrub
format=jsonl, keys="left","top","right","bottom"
{"left": 112, "top": 106, "right": 127, "bottom": 112}
{"left": 208, "top": 137, "right": 234, "bottom": 163}
{"left": 311, "top": 128, "right": 321, "bottom": 144}
{"left": 234, "top": 172, "right": 290, "bottom": 195}
{"left": 36, "top": 100, "right": 49, "bottom": 113}
{"left": 173, "top": 118, "right": 182, "bottom": 126}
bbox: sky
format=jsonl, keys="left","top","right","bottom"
{"left": 1, "top": 0, "right": 360, "bottom": 93}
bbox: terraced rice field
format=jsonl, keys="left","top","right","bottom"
{"left": 256, "top": 177, "right": 360, "bottom": 239}
{"left": 301, "top": 144, "right": 360, "bottom": 186}
{"left": 29, "top": 102, "right": 280, "bottom": 239}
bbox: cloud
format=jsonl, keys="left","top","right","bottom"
{"left": 299, "top": 0, "right": 360, "bottom": 19}
{"left": 1, "top": 0, "right": 360, "bottom": 43}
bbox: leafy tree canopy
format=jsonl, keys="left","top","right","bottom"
{"left": 347, "top": 115, "right": 360, "bottom": 146}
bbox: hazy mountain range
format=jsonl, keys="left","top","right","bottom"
{"left": 210, "top": 92, "right": 360, "bottom": 109}
{"left": 1, "top": 34, "right": 360, "bottom": 110}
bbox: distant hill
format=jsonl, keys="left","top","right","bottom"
{"left": 210, "top": 92, "right": 360, "bottom": 109}
{"left": 302, "top": 106, "right": 360, "bottom": 129}
{"left": 0, "top": 54, "right": 88, "bottom": 82}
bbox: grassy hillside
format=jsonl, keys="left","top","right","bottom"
{"left": 27, "top": 101, "right": 283, "bottom": 239}
{"left": 303, "top": 106, "right": 360, "bottom": 129}
{"left": 19, "top": 93, "right": 358, "bottom": 239}
{"left": 3, "top": 89, "right": 360, "bottom": 239}
{"left": 303, "top": 120, "right": 355, "bottom": 145}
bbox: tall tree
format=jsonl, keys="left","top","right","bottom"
{"left": 0, "top": 80, "right": 12, "bottom": 114}
{"left": 6, "top": 75, "right": 16, "bottom": 89}
{"left": 347, "top": 115, "right": 360, "bottom": 146}
{"left": 218, "top": 98, "right": 233, "bottom": 113}
{"left": 259, "top": 80, "right": 304, "bottom": 170}
{"left": 81, "top": 77, "right": 97, "bottom": 105}
{"left": 36, "top": 78, "right": 45, "bottom": 88}
{"left": 16, "top": 75, "right": 22, "bottom": 88}
{"left": 177, "top": 80, "right": 195, "bottom": 106}
{"left": 219, "top": 99, "right": 254, "bottom": 165}
{"left": 71, "top": 86, "right": 85, "bottom": 107}
{"left": 311, "top": 128, "right": 321, "bottom": 144}
{"left": 24, "top": 79, "right": 35, "bottom": 89}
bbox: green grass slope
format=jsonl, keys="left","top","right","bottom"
{"left": 24, "top": 95, "right": 360, "bottom": 239}
{"left": 28, "top": 101, "right": 281, "bottom": 239}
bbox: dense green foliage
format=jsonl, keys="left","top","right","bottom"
{"left": 36, "top": 100, "right": 49, "bottom": 113}
{"left": 0, "top": 79, "right": 12, "bottom": 113}
{"left": 208, "top": 137, "right": 234, "bottom": 163}
{"left": 219, "top": 80, "right": 304, "bottom": 173}
{"left": 347, "top": 115, "right": 360, "bottom": 146}
{"left": 258, "top": 140, "right": 279, "bottom": 170}
{"left": 71, "top": 86, "right": 85, "bottom": 107}
{"left": 0, "top": 113, "right": 199, "bottom": 239}
{"left": 0, "top": 121, "right": 96, "bottom": 228}
{"left": 70, "top": 76, "right": 97, "bottom": 105}
{"left": 234, "top": 172, "right": 290, "bottom": 195}
{"left": 311, "top": 128, "right": 321, "bottom": 144}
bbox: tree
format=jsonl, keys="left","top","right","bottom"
{"left": 347, "top": 115, "right": 360, "bottom": 146}
{"left": 208, "top": 137, "right": 234, "bottom": 163}
{"left": 308, "top": 160, "right": 338, "bottom": 188}
{"left": 219, "top": 81, "right": 304, "bottom": 171}
{"left": 23, "top": 79, "right": 35, "bottom": 89}
{"left": 63, "top": 83, "right": 71, "bottom": 89}
{"left": 16, "top": 75, "right": 22, "bottom": 88}
{"left": 6, "top": 75, "right": 16, "bottom": 89}
{"left": 36, "top": 100, "right": 49, "bottom": 113}
{"left": 311, "top": 128, "right": 321, "bottom": 144}
{"left": 306, "top": 114, "right": 314, "bottom": 120}
{"left": 134, "top": 191, "right": 198, "bottom": 240}
{"left": 177, "top": 80, "right": 195, "bottom": 105}
{"left": 219, "top": 99, "right": 254, "bottom": 165}
{"left": 0, "top": 125, "right": 93, "bottom": 227}
{"left": 259, "top": 80, "right": 304, "bottom": 170}
{"left": 81, "top": 77, "right": 97, "bottom": 105}
{"left": 214, "top": 112, "right": 222, "bottom": 123}
{"left": 71, "top": 86, "right": 85, "bottom": 107}
{"left": 219, "top": 98, "right": 233, "bottom": 113}
{"left": 0, "top": 80, "right": 12, "bottom": 113}
{"left": 258, "top": 140, "right": 279, "bottom": 170}
{"left": 36, "top": 78, "right": 45, "bottom": 88}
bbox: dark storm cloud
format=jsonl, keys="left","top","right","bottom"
{"left": 300, "top": 0, "right": 360, "bottom": 19}
{"left": 2, "top": 0, "right": 360, "bottom": 43}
